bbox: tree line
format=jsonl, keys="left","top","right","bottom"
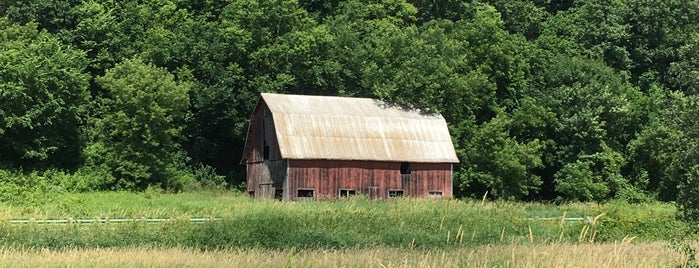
{"left": 1, "top": 0, "right": 699, "bottom": 209}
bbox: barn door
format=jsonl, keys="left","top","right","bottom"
{"left": 258, "top": 183, "right": 275, "bottom": 199}
{"left": 400, "top": 162, "right": 414, "bottom": 196}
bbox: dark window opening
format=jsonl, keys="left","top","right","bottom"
{"left": 400, "top": 162, "right": 411, "bottom": 175}
{"left": 248, "top": 191, "right": 255, "bottom": 198}
{"left": 428, "top": 191, "right": 443, "bottom": 197}
{"left": 297, "top": 189, "right": 315, "bottom": 200}
{"left": 275, "top": 189, "right": 283, "bottom": 200}
{"left": 340, "top": 189, "right": 356, "bottom": 197}
{"left": 262, "top": 111, "right": 270, "bottom": 160}
{"left": 263, "top": 145, "right": 270, "bottom": 160}
{"left": 388, "top": 190, "right": 404, "bottom": 198}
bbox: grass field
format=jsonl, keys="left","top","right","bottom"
{"left": 0, "top": 190, "right": 690, "bottom": 266}
{"left": 0, "top": 242, "right": 683, "bottom": 267}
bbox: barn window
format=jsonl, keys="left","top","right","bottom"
{"left": 339, "top": 189, "right": 356, "bottom": 197}
{"left": 428, "top": 191, "right": 443, "bottom": 198}
{"left": 400, "top": 162, "right": 411, "bottom": 174}
{"left": 262, "top": 107, "right": 270, "bottom": 160}
{"left": 388, "top": 189, "right": 404, "bottom": 198}
{"left": 297, "top": 189, "right": 315, "bottom": 200}
{"left": 263, "top": 145, "right": 270, "bottom": 160}
{"left": 275, "top": 189, "right": 283, "bottom": 200}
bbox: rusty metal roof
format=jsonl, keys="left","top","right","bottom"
{"left": 259, "top": 93, "right": 459, "bottom": 163}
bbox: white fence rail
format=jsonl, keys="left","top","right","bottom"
{"left": 9, "top": 217, "right": 219, "bottom": 224}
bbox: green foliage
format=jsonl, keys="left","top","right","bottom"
{"left": 190, "top": 164, "right": 228, "bottom": 190}
{"left": 554, "top": 161, "right": 608, "bottom": 202}
{"left": 85, "top": 58, "right": 191, "bottom": 191}
{"left": 663, "top": 93, "right": 699, "bottom": 225}
{"left": 670, "top": 34, "right": 699, "bottom": 94}
{"left": 678, "top": 166, "right": 699, "bottom": 227}
{"left": 459, "top": 115, "right": 544, "bottom": 199}
{"left": 1, "top": 0, "right": 699, "bottom": 203}
{"left": 554, "top": 144, "right": 628, "bottom": 202}
{"left": 0, "top": 194, "right": 680, "bottom": 249}
{"left": 483, "top": 0, "right": 547, "bottom": 39}
{"left": 0, "top": 18, "right": 89, "bottom": 168}
{"left": 0, "top": 169, "right": 50, "bottom": 205}
{"left": 0, "top": 168, "right": 114, "bottom": 206}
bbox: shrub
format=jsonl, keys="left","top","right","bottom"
{"left": 190, "top": 164, "right": 228, "bottom": 190}
{"left": 0, "top": 169, "right": 50, "bottom": 205}
{"left": 677, "top": 165, "right": 699, "bottom": 230}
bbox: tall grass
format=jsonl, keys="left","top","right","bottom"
{"left": 0, "top": 192, "right": 682, "bottom": 250}
{"left": 0, "top": 242, "right": 683, "bottom": 268}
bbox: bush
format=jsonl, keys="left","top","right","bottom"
{"left": 0, "top": 168, "right": 116, "bottom": 206}
{"left": 677, "top": 165, "right": 699, "bottom": 230}
{"left": 588, "top": 200, "right": 684, "bottom": 241}
{"left": 0, "top": 169, "right": 50, "bottom": 205}
{"left": 190, "top": 164, "right": 228, "bottom": 190}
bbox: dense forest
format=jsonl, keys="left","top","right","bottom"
{"left": 1, "top": 0, "right": 699, "bottom": 206}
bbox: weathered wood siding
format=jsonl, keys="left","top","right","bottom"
{"left": 245, "top": 103, "right": 282, "bottom": 164}
{"left": 286, "top": 160, "right": 452, "bottom": 200}
{"left": 246, "top": 160, "right": 288, "bottom": 199}
{"left": 245, "top": 101, "right": 286, "bottom": 198}
{"left": 244, "top": 97, "right": 454, "bottom": 201}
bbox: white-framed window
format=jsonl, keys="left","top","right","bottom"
{"left": 388, "top": 189, "right": 404, "bottom": 198}
{"left": 297, "top": 189, "right": 315, "bottom": 200}
{"left": 339, "top": 189, "right": 356, "bottom": 197}
{"left": 428, "top": 191, "right": 443, "bottom": 198}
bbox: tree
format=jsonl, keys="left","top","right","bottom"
{"left": 483, "top": 0, "right": 548, "bottom": 40}
{"left": 669, "top": 34, "right": 699, "bottom": 94}
{"left": 409, "top": 0, "right": 476, "bottom": 23}
{"left": 625, "top": 0, "right": 699, "bottom": 88}
{"left": 85, "top": 58, "right": 191, "bottom": 190}
{"left": 1, "top": 0, "right": 82, "bottom": 41}
{"left": 458, "top": 114, "right": 544, "bottom": 199}
{"left": 626, "top": 85, "right": 680, "bottom": 201}
{"left": 0, "top": 19, "right": 89, "bottom": 168}
{"left": 660, "top": 92, "right": 699, "bottom": 221}
{"left": 541, "top": 57, "right": 649, "bottom": 202}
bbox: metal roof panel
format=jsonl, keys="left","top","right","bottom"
{"left": 261, "top": 93, "right": 459, "bottom": 163}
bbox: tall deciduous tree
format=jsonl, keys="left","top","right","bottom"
{"left": 667, "top": 93, "right": 699, "bottom": 223}
{"left": 669, "top": 34, "right": 699, "bottom": 94}
{"left": 0, "top": 19, "right": 89, "bottom": 168}
{"left": 85, "top": 58, "right": 191, "bottom": 190}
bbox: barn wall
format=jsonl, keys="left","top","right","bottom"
{"left": 286, "top": 160, "right": 452, "bottom": 200}
{"left": 246, "top": 160, "right": 288, "bottom": 199}
{"left": 411, "top": 163, "right": 453, "bottom": 197}
{"left": 245, "top": 101, "right": 282, "bottom": 164}
{"left": 245, "top": 101, "right": 286, "bottom": 198}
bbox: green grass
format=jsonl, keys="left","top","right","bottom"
{"left": 0, "top": 191, "right": 684, "bottom": 250}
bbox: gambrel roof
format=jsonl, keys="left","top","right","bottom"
{"left": 244, "top": 93, "right": 459, "bottom": 163}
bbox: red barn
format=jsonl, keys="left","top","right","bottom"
{"left": 242, "top": 93, "right": 459, "bottom": 200}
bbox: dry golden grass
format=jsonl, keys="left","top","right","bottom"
{"left": 0, "top": 241, "right": 685, "bottom": 268}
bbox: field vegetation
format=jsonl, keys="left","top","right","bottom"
{"left": 0, "top": 190, "right": 690, "bottom": 266}
{"left": 0, "top": 242, "right": 685, "bottom": 268}
{"left": 0, "top": 191, "right": 685, "bottom": 250}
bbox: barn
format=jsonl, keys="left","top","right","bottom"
{"left": 242, "top": 93, "right": 459, "bottom": 200}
